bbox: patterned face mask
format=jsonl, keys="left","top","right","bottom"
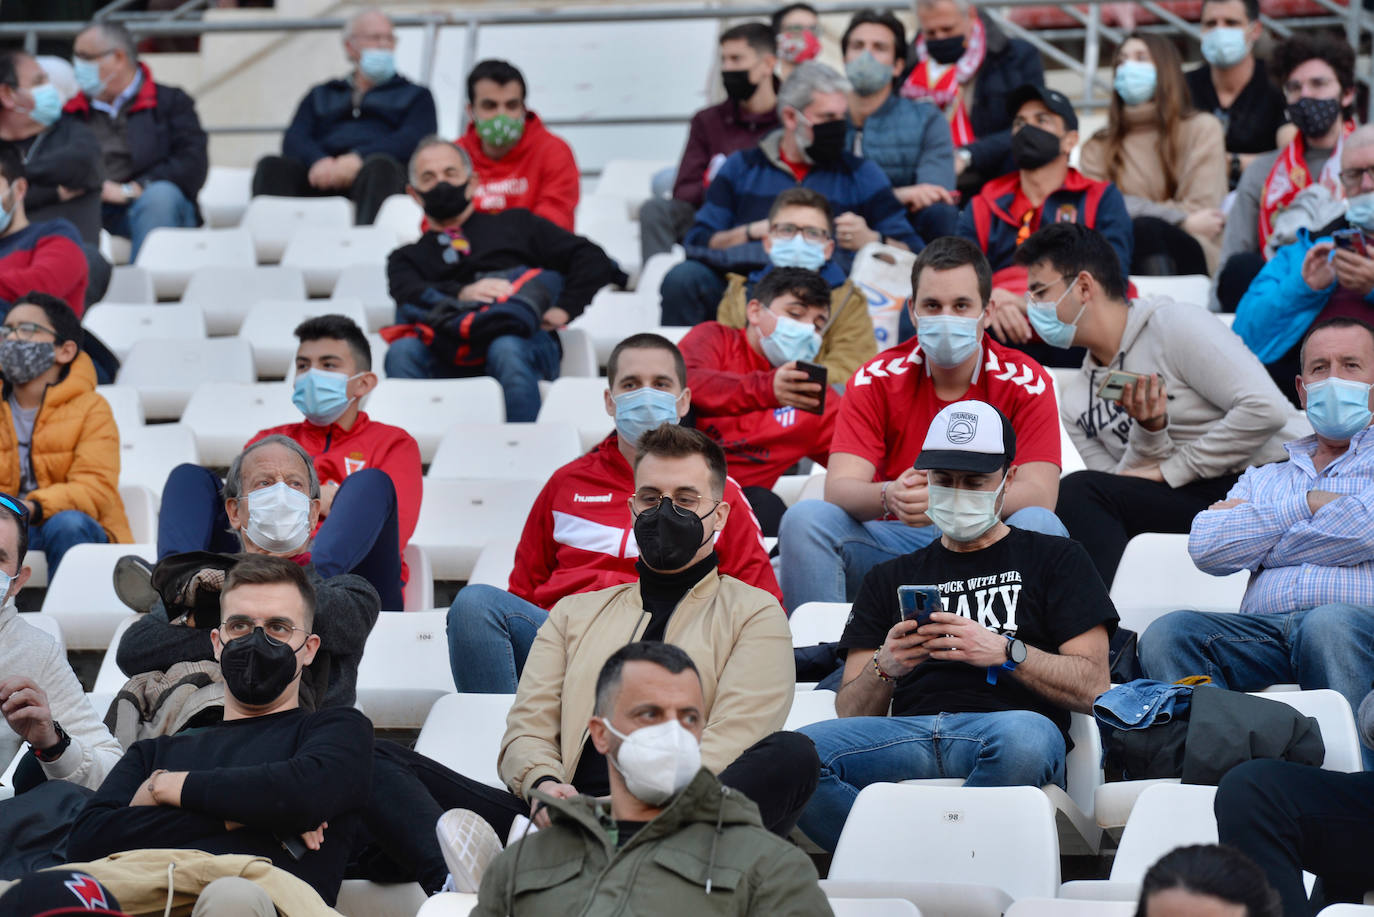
{"left": 0, "top": 339, "right": 55, "bottom": 385}
{"left": 475, "top": 113, "right": 524, "bottom": 149}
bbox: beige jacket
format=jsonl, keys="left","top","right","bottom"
{"left": 498, "top": 569, "right": 794, "bottom": 799}
{"left": 1079, "top": 106, "right": 1227, "bottom": 272}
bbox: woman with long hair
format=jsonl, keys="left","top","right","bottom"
{"left": 1081, "top": 33, "right": 1228, "bottom": 276}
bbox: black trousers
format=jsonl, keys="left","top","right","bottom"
{"left": 1056, "top": 469, "right": 1239, "bottom": 587}
{"left": 1216, "top": 759, "right": 1374, "bottom": 916}
{"left": 252, "top": 152, "right": 406, "bottom": 225}
{"left": 353, "top": 732, "right": 819, "bottom": 893}
{"left": 743, "top": 485, "right": 788, "bottom": 539}
{"left": 1216, "top": 250, "right": 1268, "bottom": 313}
{"left": 1131, "top": 215, "right": 1209, "bottom": 277}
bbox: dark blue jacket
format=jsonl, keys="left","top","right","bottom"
{"left": 684, "top": 130, "right": 921, "bottom": 274}
{"left": 283, "top": 75, "right": 437, "bottom": 166}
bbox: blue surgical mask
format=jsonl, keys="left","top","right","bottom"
{"left": 917, "top": 314, "right": 981, "bottom": 368}
{"left": 292, "top": 369, "right": 360, "bottom": 426}
{"left": 0, "top": 188, "right": 14, "bottom": 235}
{"left": 845, "top": 51, "right": 892, "bottom": 97}
{"left": 769, "top": 235, "right": 827, "bottom": 271}
{"left": 613, "top": 387, "right": 681, "bottom": 447}
{"left": 358, "top": 48, "right": 396, "bottom": 83}
{"left": 1304, "top": 376, "right": 1373, "bottom": 441}
{"left": 25, "top": 84, "right": 62, "bottom": 128}
{"left": 1201, "top": 27, "right": 1249, "bottom": 69}
{"left": 72, "top": 58, "right": 106, "bottom": 97}
{"left": 1114, "top": 61, "right": 1157, "bottom": 106}
{"left": 1026, "top": 280, "right": 1087, "bottom": 350}
{"left": 759, "top": 313, "right": 822, "bottom": 367}
{"left": 1347, "top": 193, "right": 1374, "bottom": 233}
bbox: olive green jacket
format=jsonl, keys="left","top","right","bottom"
{"left": 472, "top": 769, "right": 834, "bottom": 917}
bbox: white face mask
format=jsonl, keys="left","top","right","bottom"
{"left": 600, "top": 717, "right": 701, "bottom": 806}
{"left": 243, "top": 482, "right": 313, "bottom": 554}
{"left": 925, "top": 475, "right": 1006, "bottom": 542}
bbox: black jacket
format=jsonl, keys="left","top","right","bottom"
{"left": 282, "top": 74, "right": 437, "bottom": 166}
{"left": 1, "top": 116, "right": 103, "bottom": 214}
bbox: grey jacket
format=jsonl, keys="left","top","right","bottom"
{"left": 1059, "top": 295, "right": 1308, "bottom": 487}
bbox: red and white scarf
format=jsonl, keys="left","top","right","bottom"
{"left": 1259, "top": 120, "right": 1354, "bottom": 254}
{"left": 900, "top": 13, "right": 987, "bottom": 147}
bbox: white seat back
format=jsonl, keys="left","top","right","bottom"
{"left": 410, "top": 479, "right": 542, "bottom": 580}
{"left": 365, "top": 378, "right": 505, "bottom": 462}
{"left": 828, "top": 899, "right": 923, "bottom": 917}
{"left": 41, "top": 543, "right": 152, "bottom": 651}
{"left": 536, "top": 377, "right": 614, "bottom": 452}
{"left": 119, "top": 483, "right": 159, "bottom": 544}
{"left": 281, "top": 226, "right": 400, "bottom": 295}
{"left": 353, "top": 611, "right": 454, "bottom": 728}
{"left": 198, "top": 165, "right": 253, "bottom": 229}
{"left": 1006, "top": 900, "right": 1135, "bottom": 916}
{"left": 93, "top": 616, "right": 141, "bottom": 694}
{"left": 1129, "top": 275, "right": 1211, "bottom": 307}
{"left": 239, "top": 299, "right": 368, "bottom": 377}
{"left": 119, "top": 423, "right": 199, "bottom": 495}
{"left": 789, "top": 602, "right": 850, "bottom": 647}
{"left": 135, "top": 228, "right": 256, "bottom": 299}
{"left": 82, "top": 303, "right": 207, "bottom": 361}
{"left": 117, "top": 338, "right": 256, "bottom": 420}
{"left": 784, "top": 689, "right": 836, "bottom": 731}
{"left": 1109, "top": 784, "right": 1218, "bottom": 882}
{"left": 102, "top": 265, "right": 155, "bottom": 303}
{"left": 182, "top": 265, "right": 308, "bottom": 335}
{"left": 1261, "top": 688, "right": 1364, "bottom": 772}
{"left": 414, "top": 693, "right": 516, "bottom": 790}
{"left": 97, "top": 384, "right": 145, "bottom": 435}
{"left": 181, "top": 383, "right": 296, "bottom": 466}
{"left": 1110, "top": 533, "right": 1249, "bottom": 634}
{"left": 241, "top": 195, "right": 353, "bottom": 263}
{"left": 17, "top": 612, "right": 65, "bottom": 654}
{"left": 373, "top": 193, "right": 424, "bottom": 245}
{"left": 465, "top": 539, "right": 518, "bottom": 589}
{"left": 429, "top": 423, "right": 582, "bottom": 482}
{"left": 330, "top": 263, "right": 393, "bottom": 332}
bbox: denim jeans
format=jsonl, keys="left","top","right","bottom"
{"left": 28, "top": 509, "right": 108, "bottom": 574}
{"left": 446, "top": 584, "right": 549, "bottom": 693}
{"left": 102, "top": 179, "right": 197, "bottom": 261}
{"left": 777, "top": 498, "right": 1070, "bottom": 610}
{"left": 659, "top": 259, "right": 727, "bottom": 326}
{"left": 797, "top": 710, "right": 1067, "bottom": 851}
{"left": 1140, "top": 605, "right": 1374, "bottom": 769}
{"left": 384, "top": 331, "right": 560, "bottom": 422}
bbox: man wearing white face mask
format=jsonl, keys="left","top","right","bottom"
{"left": 469, "top": 641, "right": 831, "bottom": 915}
{"left": 1141, "top": 317, "right": 1374, "bottom": 769}
{"left": 794, "top": 399, "right": 1115, "bottom": 852}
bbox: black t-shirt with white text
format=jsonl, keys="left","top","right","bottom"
{"left": 839, "top": 528, "right": 1118, "bottom": 740}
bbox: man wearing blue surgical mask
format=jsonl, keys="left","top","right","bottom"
{"left": 251, "top": 8, "right": 436, "bottom": 226}
{"left": 1141, "top": 317, "right": 1374, "bottom": 769}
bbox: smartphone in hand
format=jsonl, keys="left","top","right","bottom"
{"left": 1096, "top": 370, "right": 1146, "bottom": 403}
{"left": 1333, "top": 228, "right": 1368, "bottom": 257}
{"left": 898, "top": 585, "right": 942, "bottom": 627}
{"left": 795, "top": 360, "right": 828, "bottom": 415}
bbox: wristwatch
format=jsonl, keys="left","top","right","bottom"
{"left": 121, "top": 182, "right": 139, "bottom": 200}
{"left": 986, "top": 636, "right": 1027, "bottom": 685}
{"left": 32, "top": 720, "right": 71, "bottom": 762}
{"left": 955, "top": 148, "right": 973, "bottom": 171}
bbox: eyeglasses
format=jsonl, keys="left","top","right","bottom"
{"left": 1340, "top": 166, "right": 1374, "bottom": 190}
{"left": 220, "top": 616, "right": 309, "bottom": 645}
{"left": 0, "top": 322, "right": 57, "bottom": 341}
{"left": 631, "top": 491, "right": 720, "bottom": 515}
{"left": 770, "top": 222, "right": 831, "bottom": 243}
{"left": 72, "top": 48, "right": 116, "bottom": 63}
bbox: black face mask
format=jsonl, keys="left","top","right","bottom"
{"left": 804, "top": 118, "right": 848, "bottom": 166}
{"left": 634, "top": 496, "right": 712, "bottom": 572}
{"left": 925, "top": 35, "right": 966, "bottom": 65}
{"left": 419, "top": 181, "right": 470, "bottom": 222}
{"left": 1011, "top": 124, "right": 1064, "bottom": 171}
{"left": 722, "top": 69, "right": 757, "bottom": 103}
{"left": 219, "top": 628, "right": 303, "bottom": 706}
{"left": 1286, "top": 97, "right": 1342, "bottom": 140}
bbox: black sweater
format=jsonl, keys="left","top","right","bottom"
{"left": 386, "top": 210, "right": 625, "bottom": 322}
{"left": 66, "top": 707, "right": 374, "bottom": 905}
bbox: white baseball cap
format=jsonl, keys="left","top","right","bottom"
{"left": 914, "top": 400, "right": 1016, "bottom": 473}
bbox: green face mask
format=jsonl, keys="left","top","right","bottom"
{"left": 475, "top": 113, "right": 524, "bottom": 149}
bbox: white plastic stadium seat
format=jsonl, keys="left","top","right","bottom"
{"left": 331, "top": 263, "right": 393, "bottom": 332}
{"left": 784, "top": 689, "right": 836, "bottom": 731}
{"left": 119, "top": 484, "right": 159, "bottom": 544}
{"left": 334, "top": 880, "right": 427, "bottom": 917}
{"left": 372, "top": 193, "right": 424, "bottom": 245}
{"left": 180, "top": 383, "right": 296, "bottom": 466}
{"left": 97, "top": 384, "right": 145, "bottom": 435}
{"left": 466, "top": 539, "right": 518, "bottom": 589}
{"left": 574, "top": 195, "right": 640, "bottom": 282}
{"left": 1129, "top": 275, "right": 1210, "bottom": 307}
{"left": 1317, "top": 907, "right": 1374, "bottom": 916}
{"left": 238, "top": 298, "right": 368, "bottom": 377}
{"left": 281, "top": 226, "right": 400, "bottom": 296}
{"left": 558, "top": 325, "right": 598, "bottom": 378}
{"left": 134, "top": 228, "right": 255, "bottom": 299}
{"left": 536, "top": 377, "right": 614, "bottom": 452}
{"left": 635, "top": 249, "right": 683, "bottom": 295}
{"left": 410, "top": 479, "right": 541, "bottom": 580}
{"left": 592, "top": 158, "right": 675, "bottom": 210}
{"left": 199, "top": 165, "right": 254, "bottom": 228}
{"left": 81, "top": 303, "right": 207, "bottom": 361}
{"left": 364, "top": 378, "right": 505, "bottom": 462}
{"left": 41, "top": 543, "right": 151, "bottom": 651}
{"left": 1109, "top": 533, "right": 1249, "bottom": 635}
{"left": 828, "top": 900, "right": 923, "bottom": 917}
{"left": 1006, "top": 900, "right": 1134, "bottom": 916}
{"left": 117, "top": 338, "right": 256, "bottom": 421}
{"left": 93, "top": 616, "right": 139, "bottom": 694}
{"left": 119, "top": 423, "right": 199, "bottom": 496}
{"left": 568, "top": 290, "right": 662, "bottom": 367}
{"left": 102, "top": 265, "right": 155, "bottom": 303}
{"left": 402, "top": 543, "right": 434, "bottom": 613}
{"left": 18, "top": 612, "right": 65, "bottom": 653}
{"left": 241, "top": 195, "right": 353, "bottom": 263}
{"left": 414, "top": 893, "right": 480, "bottom": 917}
{"left": 428, "top": 422, "right": 582, "bottom": 482}
{"left": 182, "top": 264, "right": 308, "bottom": 335}
{"left": 353, "top": 610, "right": 454, "bottom": 728}
{"left": 414, "top": 693, "right": 517, "bottom": 789}
{"left": 789, "top": 602, "right": 850, "bottom": 648}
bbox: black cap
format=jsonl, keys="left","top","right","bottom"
{"left": 0, "top": 871, "right": 127, "bottom": 917}
{"left": 1006, "top": 83, "right": 1078, "bottom": 131}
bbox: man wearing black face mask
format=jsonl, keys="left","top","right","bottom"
{"left": 382, "top": 136, "right": 624, "bottom": 421}
{"left": 66, "top": 556, "right": 375, "bottom": 910}
{"left": 641, "top": 23, "right": 780, "bottom": 262}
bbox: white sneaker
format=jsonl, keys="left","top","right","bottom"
{"left": 436, "top": 809, "right": 502, "bottom": 894}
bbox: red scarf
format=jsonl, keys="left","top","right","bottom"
{"left": 901, "top": 13, "right": 987, "bottom": 147}
{"left": 1259, "top": 121, "right": 1353, "bottom": 254}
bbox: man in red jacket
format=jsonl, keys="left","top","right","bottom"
{"left": 446, "top": 332, "right": 780, "bottom": 693}
{"left": 131, "top": 315, "right": 421, "bottom": 611}
{"left": 0, "top": 147, "right": 88, "bottom": 316}
{"left": 455, "top": 59, "right": 578, "bottom": 231}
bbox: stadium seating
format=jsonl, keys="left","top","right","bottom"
{"left": 97, "top": 383, "right": 146, "bottom": 435}
{"left": 241, "top": 195, "right": 354, "bottom": 263}
{"left": 410, "top": 479, "right": 541, "bottom": 580}
{"left": 365, "top": 378, "right": 506, "bottom": 462}
{"left": 41, "top": 543, "right": 152, "bottom": 651}
{"left": 18, "top": 611, "right": 65, "bottom": 653}
{"left": 117, "top": 338, "right": 256, "bottom": 420}
{"left": 829, "top": 901, "right": 923, "bottom": 917}
{"left": 331, "top": 263, "right": 394, "bottom": 332}
{"left": 118, "top": 422, "right": 199, "bottom": 495}
{"left": 199, "top": 165, "right": 254, "bottom": 229}
{"left": 535, "top": 377, "right": 614, "bottom": 452}
{"left": 102, "top": 265, "right": 155, "bottom": 304}
{"left": 82, "top": 302, "right": 207, "bottom": 361}
{"left": 402, "top": 543, "right": 435, "bottom": 613}
{"left": 182, "top": 264, "right": 309, "bottom": 335}
{"left": 1109, "top": 533, "right": 1249, "bottom": 635}
{"left": 789, "top": 601, "right": 850, "bottom": 648}
{"left": 180, "top": 382, "right": 297, "bottom": 466}
{"left": 428, "top": 422, "right": 582, "bottom": 482}
{"left": 239, "top": 298, "right": 369, "bottom": 377}
{"left": 784, "top": 688, "right": 837, "bottom": 730}
{"left": 135, "top": 228, "right": 256, "bottom": 299}
{"left": 373, "top": 193, "right": 424, "bottom": 245}
{"left": 1006, "top": 901, "right": 1134, "bottom": 916}
{"left": 465, "top": 538, "right": 519, "bottom": 590}
{"left": 353, "top": 610, "right": 454, "bottom": 728}
{"left": 281, "top": 226, "right": 401, "bottom": 295}
{"left": 119, "top": 484, "right": 160, "bottom": 544}
{"left": 413, "top": 692, "right": 518, "bottom": 789}
{"left": 413, "top": 893, "right": 481, "bottom": 916}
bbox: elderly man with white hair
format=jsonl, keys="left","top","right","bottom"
{"left": 659, "top": 59, "right": 922, "bottom": 326}
{"left": 251, "top": 6, "right": 437, "bottom": 224}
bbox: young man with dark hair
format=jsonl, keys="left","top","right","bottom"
{"left": 251, "top": 9, "right": 437, "bottom": 225}
{"left": 641, "top": 23, "right": 780, "bottom": 262}
{"left": 456, "top": 59, "right": 579, "bottom": 231}
{"left": 778, "top": 236, "right": 1066, "bottom": 610}
{"left": 67, "top": 554, "right": 375, "bottom": 912}
{"left": 772, "top": 3, "right": 822, "bottom": 82}
{"left": 0, "top": 291, "right": 128, "bottom": 572}
{"left": 1015, "top": 222, "right": 1299, "bottom": 586}
{"left": 0, "top": 147, "right": 88, "bottom": 315}
{"left": 446, "top": 332, "right": 780, "bottom": 693}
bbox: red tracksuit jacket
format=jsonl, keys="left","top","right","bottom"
{"left": 456, "top": 111, "right": 579, "bottom": 231}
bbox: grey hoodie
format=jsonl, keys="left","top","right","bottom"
{"left": 1059, "top": 295, "right": 1310, "bottom": 486}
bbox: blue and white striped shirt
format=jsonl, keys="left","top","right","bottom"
{"left": 1189, "top": 427, "right": 1374, "bottom": 615}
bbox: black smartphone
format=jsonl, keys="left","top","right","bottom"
{"left": 898, "top": 585, "right": 942, "bottom": 626}
{"left": 1334, "top": 228, "right": 1368, "bottom": 257}
{"left": 795, "top": 359, "right": 828, "bottom": 415}
{"left": 278, "top": 833, "right": 308, "bottom": 861}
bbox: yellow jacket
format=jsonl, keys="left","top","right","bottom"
{"left": 718, "top": 273, "right": 877, "bottom": 383}
{"left": 499, "top": 568, "right": 794, "bottom": 799}
{"left": 0, "top": 351, "right": 131, "bottom": 543}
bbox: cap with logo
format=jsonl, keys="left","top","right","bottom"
{"left": 0, "top": 870, "right": 128, "bottom": 917}
{"left": 1005, "top": 83, "right": 1078, "bottom": 131}
{"left": 914, "top": 399, "right": 1017, "bottom": 474}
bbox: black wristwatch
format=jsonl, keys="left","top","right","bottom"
{"left": 1003, "top": 636, "right": 1028, "bottom": 668}
{"left": 33, "top": 720, "right": 71, "bottom": 762}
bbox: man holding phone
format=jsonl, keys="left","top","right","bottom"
{"left": 1015, "top": 222, "right": 1301, "bottom": 586}
{"left": 794, "top": 400, "right": 1116, "bottom": 852}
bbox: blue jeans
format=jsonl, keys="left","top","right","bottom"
{"left": 1140, "top": 605, "right": 1374, "bottom": 769}
{"left": 778, "top": 498, "right": 1070, "bottom": 610}
{"left": 29, "top": 509, "right": 108, "bottom": 574}
{"left": 446, "top": 584, "right": 549, "bottom": 692}
{"left": 797, "top": 710, "right": 1067, "bottom": 851}
{"left": 102, "top": 180, "right": 197, "bottom": 261}
{"left": 384, "top": 331, "right": 560, "bottom": 422}
{"left": 659, "top": 259, "right": 727, "bottom": 326}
